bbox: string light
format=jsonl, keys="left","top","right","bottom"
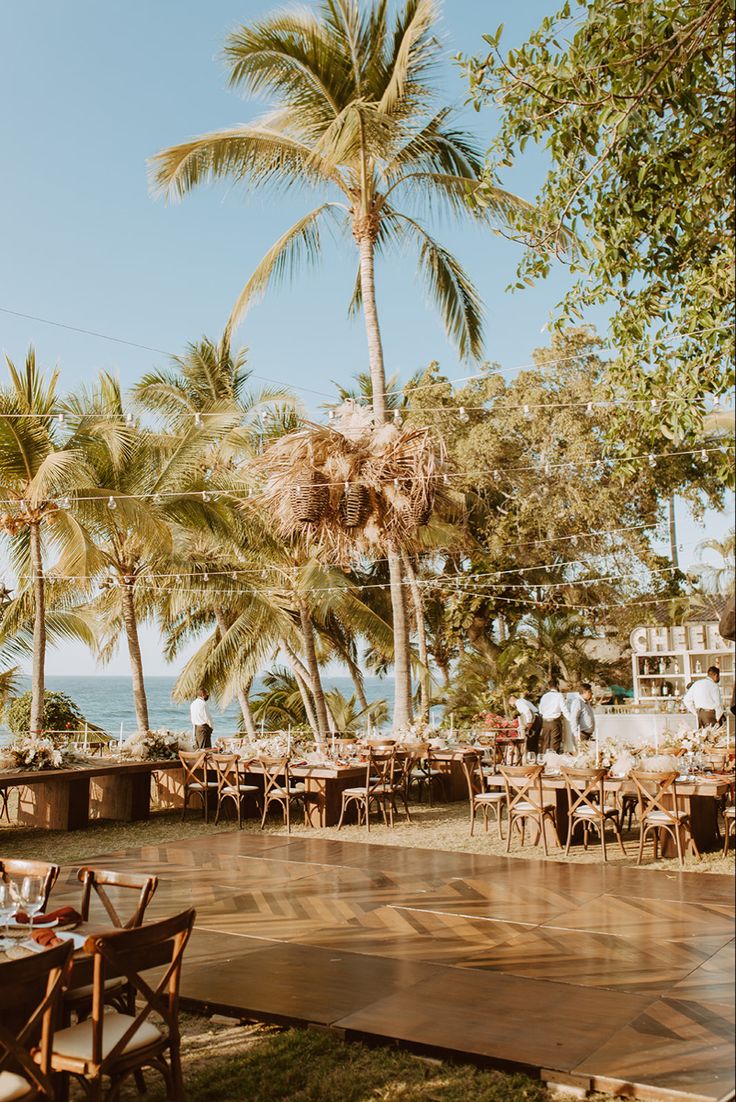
{"left": 648, "top": 454, "right": 657, "bottom": 468}
{"left": 393, "top": 409, "right": 402, "bottom": 425}
{"left": 585, "top": 403, "right": 594, "bottom": 417}
{"left": 107, "top": 496, "right": 116, "bottom": 510}
{"left": 57, "top": 413, "right": 65, "bottom": 425}
{"left": 60, "top": 497, "right": 71, "bottom": 510}
{"left": 194, "top": 412, "right": 202, "bottom": 428}
{"left": 458, "top": 406, "right": 469, "bottom": 423}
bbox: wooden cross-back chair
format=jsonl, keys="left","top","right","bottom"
{"left": 208, "top": 753, "right": 260, "bottom": 828}
{"left": 0, "top": 939, "right": 73, "bottom": 1102}
{"left": 499, "top": 765, "right": 558, "bottom": 856}
{"left": 460, "top": 753, "right": 506, "bottom": 838}
{"left": 49, "top": 907, "right": 195, "bottom": 1102}
{"left": 0, "top": 859, "right": 60, "bottom": 911}
{"left": 337, "top": 748, "right": 399, "bottom": 831}
{"left": 66, "top": 868, "right": 159, "bottom": 1022}
{"left": 178, "top": 750, "right": 217, "bottom": 822}
{"left": 409, "top": 745, "right": 448, "bottom": 806}
{"left": 257, "top": 756, "right": 307, "bottom": 833}
{"left": 78, "top": 867, "right": 158, "bottom": 931}
{"left": 630, "top": 770, "right": 699, "bottom": 866}
{"left": 561, "top": 768, "right": 627, "bottom": 861}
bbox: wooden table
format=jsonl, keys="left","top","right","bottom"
{"left": 0, "top": 760, "right": 184, "bottom": 831}
{"left": 486, "top": 772, "right": 731, "bottom": 853}
{"left": 231, "top": 761, "right": 366, "bottom": 827}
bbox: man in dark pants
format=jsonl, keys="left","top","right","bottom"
{"left": 538, "top": 680, "right": 569, "bottom": 754}
{"left": 683, "top": 667, "right": 724, "bottom": 728}
{"left": 190, "top": 688, "right": 214, "bottom": 748}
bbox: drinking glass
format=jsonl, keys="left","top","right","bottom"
{"left": 0, "top": 882, "right": 15, "bottom": 950}
{"left": 20, "top": 876, "right": 45, "bottom": 938}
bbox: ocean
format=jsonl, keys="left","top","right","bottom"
{"left": 0, "top": 674, "right": 396, "bottom": 743}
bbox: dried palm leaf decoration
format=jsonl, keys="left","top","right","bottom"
{"left": 255, "top": 402, "right": 448, "bottom": 562}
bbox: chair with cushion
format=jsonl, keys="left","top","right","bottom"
{"left": 499, "top": 765, "right": 558, "bottom": 856}
{"left": 409, "top": 745, "right": 447, "bottom": 806}
{"left": 209, "top": 754, "right": 260, "bottom": 828}
{"left": 0, "top": 939, "right": 73, "bottom": 1102}
{"left": 630, "top": 770, "right": 699, "bottom": 866}
{"left": 178, "top": 750, "right": 217, "bottom": 822}
{"left": 0, "top": 860, "right": 59, "bottom": 912}
{"left": 337, "top": 749, "right": 400, "bottom": 831}
{"left": 49, "top": 907, "right": 195, "bottom": 1102}
{"left": 66, "top": 868, "right": 160, "bottom": 1023}
{"left": 258, "top": 757, "right": 306, "bottom": 833}
{"left": 561, "top": 767, "right": 627, "bottom": 861}
{"left": 460, "top": 753, "right": 506, "bottom": 838}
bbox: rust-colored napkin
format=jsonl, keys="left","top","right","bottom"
{"left": 15, "top": 906, "right": 82, "bottom": 926}
{"left": 31, "top": 927, "right": 64, "bottom": 948}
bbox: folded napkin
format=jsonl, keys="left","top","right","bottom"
{"left": 31, "top": 927, "right": 63, "bottom": 948}
{"left": 15, "top": 906, "right": 82, "bottom": 926}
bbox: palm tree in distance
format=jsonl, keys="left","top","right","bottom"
{"left": 150, "top": 0, "right": 532, "bottom": 726}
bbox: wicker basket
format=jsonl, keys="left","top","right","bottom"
{"left": 289, "top": 478, "right": 329, "bottom": 524}
{"left": 405, "top": 493, "right": 433, "bottom": 528}
{"left": 339, "top": 482, "right": 368, "bottom": 528}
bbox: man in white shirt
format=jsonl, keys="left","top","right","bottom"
{"left": 566, "top": 683, "right": 596, "bottom": 749}
{"left": 190, "top": 689, "right": 214, "bottom": 748}
{"left": 683, "top": 667, "right": 724, "bottom": 728}
{"left": 538, "top": 681, "right": 570, "bottom": 754}
{"left": 509, "top": 693, "right": 542, "bottom": 754}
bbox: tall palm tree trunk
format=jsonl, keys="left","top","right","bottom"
{"left": 237, "top": 680, "right": 257, "bottom": 740}
{"left": 356, "top": 229, "right": 412, "bottom": 727}
{"left": 297, "top": 602, "right": 330, "bottom": 742}
{"left": 402, "top": 551, "right": 430, "bottom": 721}
{"left": 29, "top": 520, "right": 46, "bottom": 736}
{"left": 668, "top": 495, "right": 679, "bottom": 569}
{"left": 121, "top": 581, "right": 150, "bottom": 733}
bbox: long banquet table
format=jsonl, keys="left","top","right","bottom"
{"left": 0, "top": 760, "right": 184, "bottom": 831}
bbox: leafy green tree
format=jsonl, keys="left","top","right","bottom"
{"left": 689, "top": 529, "right": 735, "bottom": 596}
{"left": 463, "top": 0, "right": 734, "bottom": 453}
{"left": 7, "top": 689, "right": 86, "bottom": 740}
{"left": 150, "top": 0, "right": 530, "bottom": 727}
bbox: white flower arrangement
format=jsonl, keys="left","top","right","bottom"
{"left": 220, "top": 733, "right": 313, "bottom": 759}
{"left": 4, "top": 734, "right": 75, "bottom": 771}
{"left": 122, "top": 728, "right": 193, "bottom": 761}
{"left": 675, "top": 724, "right": 725, "bottom": 755}
{"left": 391, "top": 721, "right": 435, "bottom": 745}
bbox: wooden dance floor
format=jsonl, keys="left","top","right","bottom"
{"left": 63, "top": 833, "right": 735, "bottom": 1101}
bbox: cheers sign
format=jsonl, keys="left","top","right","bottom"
{"left": 630, "top": 622, "right": 730, "bottom": 654}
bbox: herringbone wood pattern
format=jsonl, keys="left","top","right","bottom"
{"left": 53, "top": 833, "right": 734, "bottom": 1101}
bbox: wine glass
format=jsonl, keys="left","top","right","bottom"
{"left": 0, "top": 881, "right": 15, "bottom": 951}
{"left": 20, "top": 876, "right": 44, "bottom": 939}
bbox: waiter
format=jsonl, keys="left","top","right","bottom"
{"left": 509, "top": 692, "right": 542, "bottom": 754}
{"left": 567, "top": 683, "right": 596, "bottom": 748}
{"left": 190, "top": 688, "right": 214, "bottom": 748}
{"left": 683, "top": 667, "right": 724, "bottom": 728}
{"left": 538, "top": 680, "right": 570, "bottom": 754}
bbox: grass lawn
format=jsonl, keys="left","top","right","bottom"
{"left": 2, "top": 799, "right": 733, "bottom": 874}
{"left": 104, "top": 1019, "right": 556, "bottom": 1102}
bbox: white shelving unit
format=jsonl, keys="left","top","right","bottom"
{"left": 630, "top": 621, "right": 734, "bottom": 707}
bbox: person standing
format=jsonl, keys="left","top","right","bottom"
{"left": 190, "top": 688, "right": 214, "bottom": 748}
{"left": 567, "top": 683, "right": 596, "bottom": 749}
{"left": 538, "top": 681, "right": 569, "bottom": 754}
{"left": 509, "top": 692, "right": 542, "bottom": 755}
{"left": 683, "top": 667, "right": 724, "bottom": 727}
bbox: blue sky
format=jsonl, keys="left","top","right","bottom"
{"left": 0, "top": 1, "right": 731, "bottom": 676}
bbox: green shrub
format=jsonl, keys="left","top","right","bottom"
{"left": 7, "top": 690, "right": 87, "bottom": 740}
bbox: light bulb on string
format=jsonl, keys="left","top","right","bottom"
{"left": 650, "top": 398, "right": 658, "bottom": 411}
{"left": 700, "top": 449, "right": 708, "bottom": 462}
{"left": 585, "top": 403, "right": 594, "bottom": 417}
{"left": 648, "top": 454, "right": 657, "bottom": 468}
{"left": 194, "top": 412, "right": 203, "bottom": 428}
{"left": 57, "top": 412, "right": 65, "bottom": 425}
{"left": 458, "top": 406, "right": 469, "bottom": 424}
{"left": 107, "top": 496, "right": 117, "bottom": 510}
{"left": 202, "top": 573, "right": 209, "bottom": 583}
{"left": 152, "top": 493, "right": 162, "bottom": 506}
{"left": 393, "top": 409, "right": 403, "bottom": 425}
{"left": 202, "top": 490, "right": 211, "bottom": 503}
{"left": 125, "top": 413, "right": 134, "bottom": 425}
{"left": 523, "top": 404, "right": 532, "bottom": 421}
{"left": 60, "top": 497, "right": 71, "bottom": 510}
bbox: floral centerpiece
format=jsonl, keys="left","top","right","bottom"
{"left": 475, "top": 712, "right": 519, "bottom": 739}
{"left": 221, "top": 733, "right": 314, "bottom": 759}
{"left": 392, "top": 721, "right": 435, "bottom": 745}
{"left": 674, "top": 724, "right": 726, "bottom": 755}
{"left": 122, "top": 728, "right": 193, "bottom": 761}
{"left": 2, "top": 734, "right": 78, "bottom": 771}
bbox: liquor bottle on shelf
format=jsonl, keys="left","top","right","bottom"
{"left": 695, "top": 659, "right": 702, "bottom": 674}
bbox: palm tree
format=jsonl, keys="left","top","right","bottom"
{"left": 67, "top": 371, "right": 241, "bottom": 734}
{"left": 0, "top": 350, "right": 100, "bottom": 735}
{"left": 150, "top": 0, "right": 531, "bottom": 726}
